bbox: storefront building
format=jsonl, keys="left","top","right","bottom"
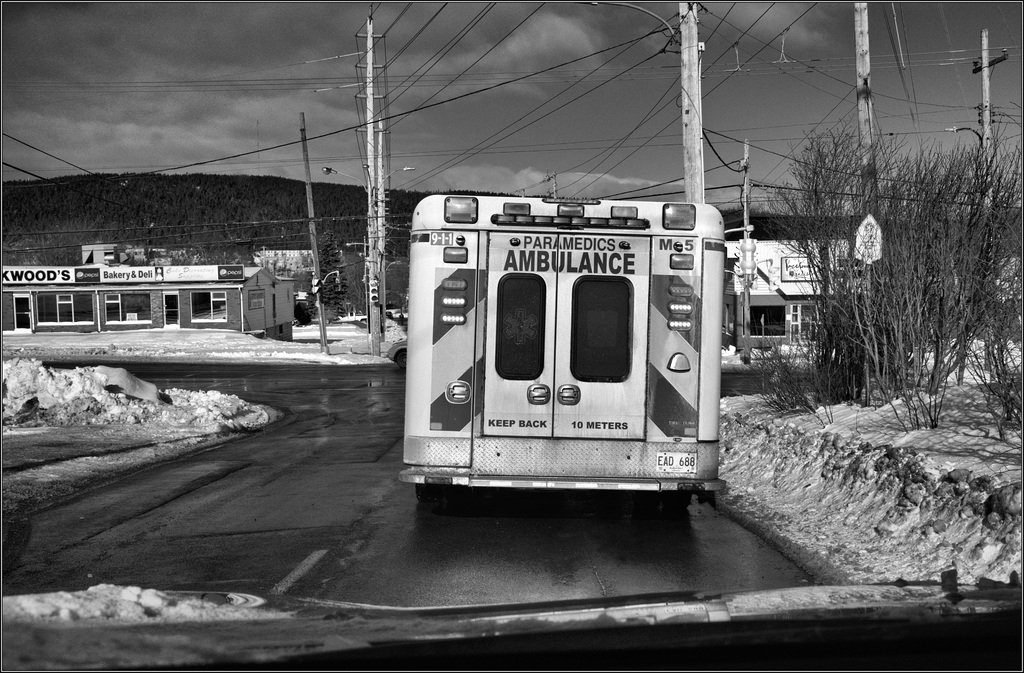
{"left": 2, "top": 265, "right": 295, "bottom": 340}
{"left": 724, "top": 239, "right": 817, "bottom": 353}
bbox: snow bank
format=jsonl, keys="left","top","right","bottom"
{"left": 3, "top": 358, "right": 270, "bottom": 431}
{"left": 2, "top": 359, "right": 277, "bottom": 518}
{"left": 719, "top": 408, "right": 1022, "bottom": 585}
{"left": 2, "top": 584, "right": 289, "bottom": 623}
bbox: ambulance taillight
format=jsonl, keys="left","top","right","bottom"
{"left": 439, "top": 275, "right": 469, "bottom": 325}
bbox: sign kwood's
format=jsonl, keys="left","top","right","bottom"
{"left": 2, "top": 265, "right": 246, "bottom": 285}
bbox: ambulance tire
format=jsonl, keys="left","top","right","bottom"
{"left": 442, "top": 485, "right": 475, "bottom": 512}
{"left": 415, "top": 483, "right": 444, "bottom": 503}
{"left": 694, "top": 491, "right": 717, "bottom": 509}
{"left": 660, "top": 491, "right": 693, "bottom": 518}
{"left": 631, "top": 491, "right": 661, "bottom": 518}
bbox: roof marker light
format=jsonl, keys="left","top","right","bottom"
{"left": 444, "top": 197, "right": 478, "bottom": 223}
{"left": 503, "top": 202, "right": 531, "bottom": 216}
{"left": 664, "top": 203, "right": 696, "bottom": 230}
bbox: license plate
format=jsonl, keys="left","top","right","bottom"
{"left": 655, "top": 451, "right": 697, "bottom": 475}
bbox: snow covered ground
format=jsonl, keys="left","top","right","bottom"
{"left": 2, "top": 326, "right": 1020, "bottom": 632}
{"left": 2, "top": 318, "right": 406, "bottom": 366}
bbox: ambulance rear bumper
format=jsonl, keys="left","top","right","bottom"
{"left": 399, "top": 468, "right": 726, "bottom": 493}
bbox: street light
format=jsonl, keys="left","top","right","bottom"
{"left": 384, "top": 166, "right": 416, "bottom": 180}
{"left": 313, "top": 82, "right": 360, "bottom": 94}
{"left": 584, "top": 2, "right": 676, "bottom": 39}
{"left": 945, "top": 126, "right": 984, "bottom": 144}
{"left": 322, "top": 166, "right": 367, "bottom": 185}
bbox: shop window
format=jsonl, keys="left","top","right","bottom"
{"left": 789, "top": 304, "right": 819, "bottom": 339}
{"left": 749, "top": 306, "right": 786, "bottom": 337}
{"left": 37, "top": 293, "right": 94, "bottom": 323}
{"left": 104, "top": 293, "right": 151, "bottom": 322}
{"left": 192, "top": 291, "right": 228, "bottom": 321}
{"left": 248, "top": 290, "right": 266, "bottom": 310}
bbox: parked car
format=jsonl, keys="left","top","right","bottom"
{"left": 387, "top": 340, "right": 407, "bottom": 369}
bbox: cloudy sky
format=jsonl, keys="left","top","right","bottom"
{"left": 2, "top": 2, "right": 1021, "bottom": 210}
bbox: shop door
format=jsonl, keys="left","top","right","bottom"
{"left": 482, "top": 232, "right": 649, "bottom": 440}
{"left": 163, "top": 293, "right": 179, "bottom": 327}
{"left": 13, "top": 295, "right": 33, "bottom": 331}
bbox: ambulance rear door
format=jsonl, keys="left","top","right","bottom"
{"left": 481, "top": 232, "right": 558, "bottom": 437}
{"left": 481, "top": 232, "right": 649, "bottom": 441}
{"left": 551, "top": 234, "right": 649, "bottom": 440}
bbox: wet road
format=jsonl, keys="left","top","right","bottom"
{"left": 4, "top": 364, "right": 811, "bottom": 607}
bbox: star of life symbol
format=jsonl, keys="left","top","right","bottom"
{"left": 503, "top": 309, "right": 538, "bottom": 345}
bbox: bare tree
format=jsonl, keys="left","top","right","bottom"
{"left": 771, "top": 127, "right": 1021, "bottom": 431}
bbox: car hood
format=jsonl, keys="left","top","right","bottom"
{"left": 2, "top": 581, "right": 1020, "bottom": 670}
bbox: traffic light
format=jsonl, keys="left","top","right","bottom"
{"left": 368, "top": 277, "right": 380, "bottom": 306}
{"left": 739, "top": 237, "right": 757, "bottom": 279}
{"left": 311, "top": 278, "right": 322, "bottom": 295}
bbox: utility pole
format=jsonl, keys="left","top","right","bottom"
{"left": 980, "top": 28, "right": 993, "bottom": 155}
{"left": 376, "top": 104, "right": 386, "bottom": 330}
{"left": 974, "top": 29, "right": 1008, "bottom": 159}
{"left": 854, "top": 3, "right": 876, "bottom": 407}
{"left": 680, "top": 3, "right": 704, "bottom": 204}
{"left": 854, "top": 2, "right": 875, "bottom": 216}
{"left": 300, "top": 113, "right": 329, "bottom": 354}
{"left": 739, "top": 141, "right": 753, "bottom": 344}
{"left": 544, "top": 172, "right": 558, "bottom": 198}
{"left": 363, "top": 11, "right": 381, "bottom": 357}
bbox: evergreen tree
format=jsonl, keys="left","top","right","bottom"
{"left": 316, "top": 229, "right": 347, "bottom": 320}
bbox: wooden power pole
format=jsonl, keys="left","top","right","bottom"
{"left": 363, "top": 12, "right": 382, "bottom": 357}
{"left": 300, "top": 112, "right": 329, "bottom": 354}
{"left": 974, "top": 28, "right": 1008, "bottom": 158}
{"left": 680, "top": 3, "right": 704, "bottom": 204}
{"left": 854, "top": 2, "right": 875, "bottom": 216}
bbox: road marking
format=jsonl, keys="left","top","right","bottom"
{"left": 270, "top": 549, "right": 328, "bottom": 595}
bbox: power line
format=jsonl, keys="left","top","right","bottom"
{"left": 382, "top": 3, "right": 496, "bottom": 115}
{"left": 389, "top": 4, "right": 544, "bottom": 131}
{"left": 400, "top": 29, "right": 661, "bottom": 191}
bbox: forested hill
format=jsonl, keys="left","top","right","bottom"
{"left": 2, "top": 173, "right": 497, "bottom": 266}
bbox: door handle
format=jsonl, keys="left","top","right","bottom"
{"left": 557, "top": 385, "right": 581, "bottom": 406}
{"left": 527, "top": 384, "right": 550, "bottom": 405}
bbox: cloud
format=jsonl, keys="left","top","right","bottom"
{"left": 418, "top": 163, "right": 668, "bottom": 200}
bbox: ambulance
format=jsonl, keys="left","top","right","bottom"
{"left": 399, "top": 194, "right": 726, "bottom": 505}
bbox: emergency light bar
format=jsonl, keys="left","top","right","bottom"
{"left": 491, "top": 202, "right": 648, "bottom": 229}
{"left": 490, "top": 215, "right": 649, "bottom": 229}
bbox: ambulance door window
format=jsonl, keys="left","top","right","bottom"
{"left": 570, "top": 277, "right": 631, "bottom": 382}
{"left": 495, "top": 274, "right": 546, "bottom": 380}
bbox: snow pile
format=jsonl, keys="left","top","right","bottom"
{"left": 719, "top": 392, "right": 1022, "bottom": 585}
{"left": 1, "top": 584, "right": 288, "bottom": 623}
{"left": 3, "top": 358, "right": 269, "bottom": 431}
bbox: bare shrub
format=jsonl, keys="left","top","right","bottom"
{"left": 771, "top": 127, "right": 1021, "bottom": 431}
{"left": 967, "top": 221, "right": 1023, "bottom": 440}
{"left": 753, "top": 340, "right": 835, "bottom": 425}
